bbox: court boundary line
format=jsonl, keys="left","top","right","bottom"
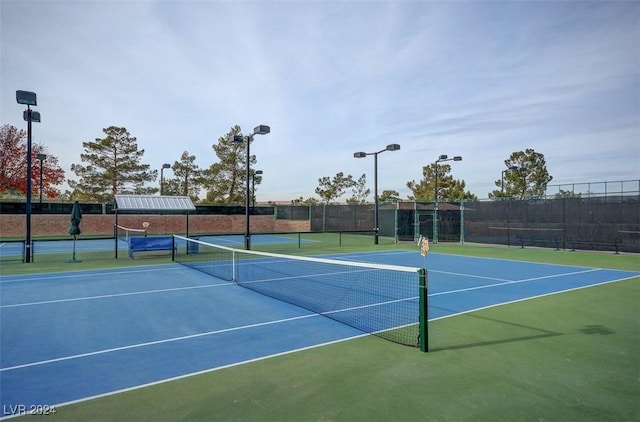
{"left": 429, "top": 274, "right": 639, "bottom": 321}
{"left": 0, "top": 264, "right": 181, "bottom": 284}
{"left": 0, "top": 281, "right": 236, "bottom": 309}
{"left": 429, "top": 268, "right": 603, "bottom": 296}
{"left": 367, "top": 249, "right": 639, "bottom": 273}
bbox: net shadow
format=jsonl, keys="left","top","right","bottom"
{"left": 428, "top": 306, "right": 563, "bottom": 352}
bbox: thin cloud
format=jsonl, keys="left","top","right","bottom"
{"left": 1, "top": 1, "right": 637, "bottom": 202}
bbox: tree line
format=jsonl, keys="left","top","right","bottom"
{"left": 0, "top": 123, "right": 553, "bottom": 203}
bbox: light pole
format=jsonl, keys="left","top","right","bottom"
{"left": 252, "top": 170, "right": 263, "bottom": 208}
{"left": 160, "top": 163, "right": 171, "bottom": 195}
{"left": 433, "top": 154, "right": 462, "bottom": 244}
{"left": 501, "top": 165, "right": 519, "bottom": 198}
{"left": 37, "top": 153, "right": 47, "bottom": 204}
{"left": 233, "top": 125, "right": 270, "bottom": 250}
{"left": 353, "top": 143, "right": 401, "bottom": 244}
{"left": 16, "top": 90, "right": 40, "bottom": 263}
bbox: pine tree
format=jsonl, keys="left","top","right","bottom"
{"left": 407, "top": 163, "right": 476, "bottom": 201}
{"left": 346, "top": 174, "right": 370, "bottom": 204}
{"left": 315, "top": 172, "right": 355, "bottom": 204}
{"left": 69, "top": 126, "right": 157, "bottom": 202}
{"left": 489, "top": 148, "right": 553, "bottom": 199}
{"left": 163, "top": 151, "right": 203, "bottom": 201}
{"left": 203, "top": 125, "right": 255, "bottom": 204}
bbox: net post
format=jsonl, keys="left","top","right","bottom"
{"left": 232, "top": 250, "right": 237, "bottom": 281}
{"left": 171, "top": 235, "right": 176, "bottom": 261}
{"left": 419, "top": 268, "right": 429, "bottom": 352}
{"left": 114, "top": 224, "right": 118, "bottom": 259}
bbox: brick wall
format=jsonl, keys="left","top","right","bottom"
{"left": 0, "top": 214, "right": 309, "bottom": 238}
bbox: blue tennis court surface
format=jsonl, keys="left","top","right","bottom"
{"left": 1, "top": 250, "right": 638, "bottom": 414}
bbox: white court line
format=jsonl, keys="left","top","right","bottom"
{"left": 0, "top": 264, "right": 180, "bottom": 284}
{"left": 0, "top": 313, "right": 321, "bottom": 372}
{"left": 0, "top": 282, "right": 234, "bottom": 309}
{"left": 430, "top": 274, "right": 640, "bottom": 321}
{"left": 429, "top": 268, "right": 602, "bottom": 296}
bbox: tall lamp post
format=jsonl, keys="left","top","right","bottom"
{"left": 233, "top": 125, "right": 270, "bottom": 250}
{"left": 353, "top": 143, "right": 401, "bottom": 244}
{"left": 252, "top": 170, "right": 263, "bottom": 208}
{"left": 433, "top": 154, "right": 462, "bottom": 244}
{"left": 37, "top": 153, "right": 47, "bottom": 204}
{"left": 16, "top": 90, "right": 40, "bottom": 263}
{"left": 501, "top": 165, "right": 519, "bottom": 198}
{"left": 160, "top": 163, "right": 171, "bottom": 195}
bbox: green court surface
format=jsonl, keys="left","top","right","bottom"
{"left": 3, "top": 242, "right": 639, "bottom": 421}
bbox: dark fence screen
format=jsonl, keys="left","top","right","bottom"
{"left": 275, "top": 205, "right": 311, "bottom": 220}
{"left": 464, "top": 196, "right": 639, "bottom": 253}
{"left": 3, "top": 195, "right": 638, "bottom": 253}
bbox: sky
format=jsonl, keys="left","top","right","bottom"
{"left": 1, "top": 0, "right": 638, "bottom": 202}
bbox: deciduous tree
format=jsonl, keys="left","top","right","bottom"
{"left": 0, "top": 124, "right": 65, "bottom": 198}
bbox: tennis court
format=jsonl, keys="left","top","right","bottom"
{"left": 1, "top": 246, "right": 637, "bottom": 416}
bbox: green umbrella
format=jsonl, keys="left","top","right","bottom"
{"left": 68, "top": 200, "right": 82, "bottom": 262}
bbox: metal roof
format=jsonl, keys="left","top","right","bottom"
{"left": 114, "top": 195, "right": 196, "bottom": 211}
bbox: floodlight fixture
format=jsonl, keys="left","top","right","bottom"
{"left": 160, "top": 163, "right": 171, "bottom": 195}
{"left": 351, "top": 142, "right": 401, "bottom": 244}
{"left": 252, "top": 170, "right": 264, "bottom": 208}
{"left": 16, "top": 90, "right": 37, "bottom": 106}
{"left": 453, "top": 156, "right": 462, "bottom": 161}
{"left": 24, "top": 110, "right": 41, "bottom": 122}
{"left": 253, "top": 125, "right": 270, "bottom": 135}
{"left": 501, "top": 165, "right": 526, "bottom": 197}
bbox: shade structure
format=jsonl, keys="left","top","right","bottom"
{"left": 113, "top": 194, "right": 195, "bottom": 211}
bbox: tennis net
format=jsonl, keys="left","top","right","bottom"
{"left": 115, "top": 224, "right": 147, "bottom": 243}
{"left": 172, "top": 235, "right": 423, "bottom": 346}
